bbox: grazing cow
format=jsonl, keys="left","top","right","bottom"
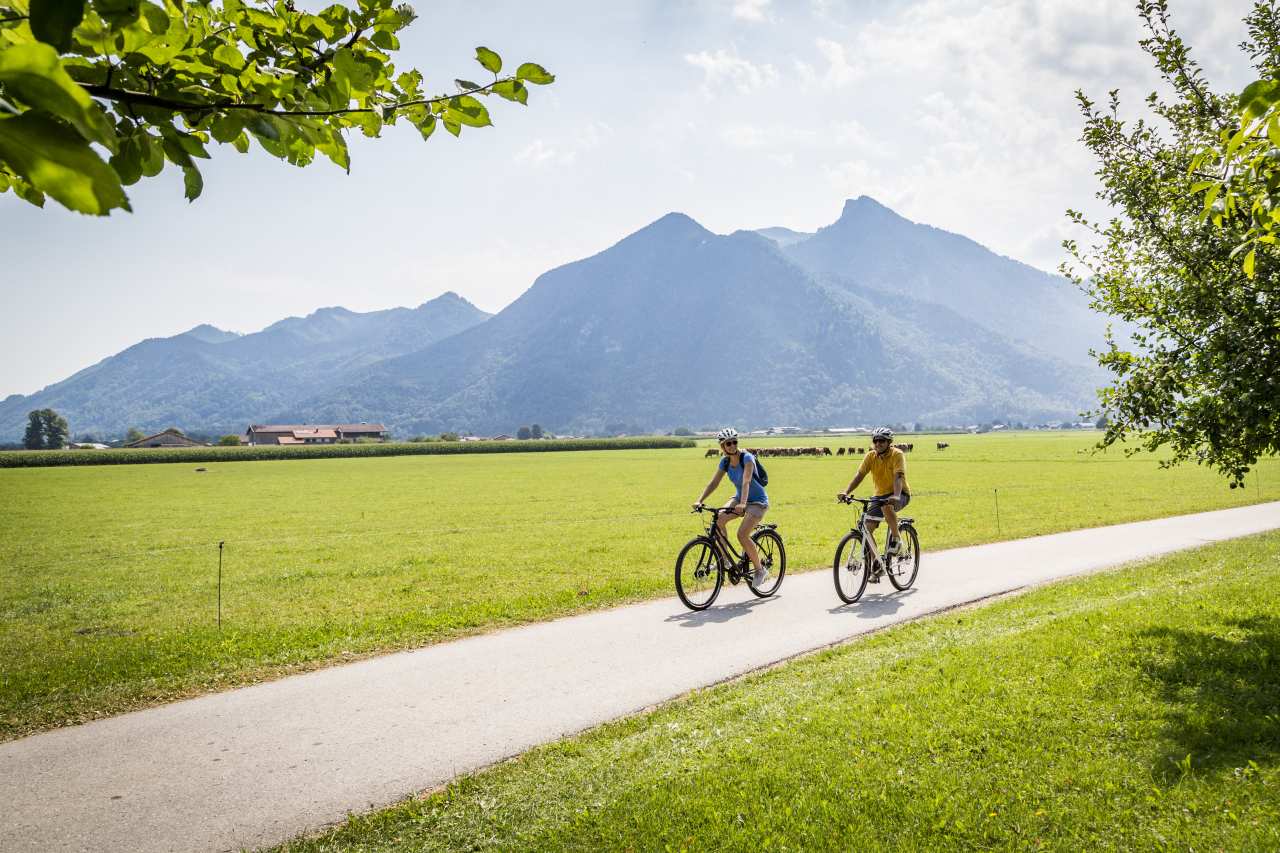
{"left": 822, "top": 447, "right": 833, "bottom": 456}
{"left": 704, "top": 448, "right": 718, "bottom": 458}
{"left": 936, "top": 442, "right": 949, "bottom": 450}
{"left": 836, "top": 447, "right": 846, "bottom": 456}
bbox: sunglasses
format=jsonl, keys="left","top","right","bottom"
{"left": 722, "top": 440, "right": 739, "bottom": 446}
{"left": 873, "top": 438, "right": 889, "bottom": 443}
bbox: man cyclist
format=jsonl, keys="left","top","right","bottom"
{"left": 692, "top": 427, "right": 770, "bottom": 586}
{"left": 838, "top": 427, "right": 911, "bottom": 572}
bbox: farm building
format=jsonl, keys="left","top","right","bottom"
{"left": 244, "top": 423, "right": 388, "bottom": 446}
{"left": 125, "top": 429, "right": 207, "bottom": 448}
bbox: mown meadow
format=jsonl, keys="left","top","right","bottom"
{"left": 280, "top": 531, "right": 1280, "bottom": 852}
{"left": 1, "top": 431, "right": 1276, "bottom": 740}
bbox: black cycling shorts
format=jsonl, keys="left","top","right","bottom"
{"left": 866, "top": 492, "right": 910, "bottom": 520}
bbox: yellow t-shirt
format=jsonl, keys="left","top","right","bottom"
{"left": 858, "top": 448, "right": 910, "bottom": 495}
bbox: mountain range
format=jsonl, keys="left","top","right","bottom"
{"left": 0, "top": 197, "right": 1107, "bottom": 440}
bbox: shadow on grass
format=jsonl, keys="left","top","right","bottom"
{"left": 1134, "top": 615, "right": 1280, "bottom": 781}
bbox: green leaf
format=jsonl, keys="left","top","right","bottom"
{"left": 109, "top": 134, "right": 142, "bottom": 184}
{"left": 30, "top": 0, "right": 86, "bottom": 53}
{"left": 1243, "top": 248, "right": 1256, "bottom": 278}
{"left": 515, "top": 62, "right": 554, "bottom": 85}
{"left": 412, "top": 111, "right": 434, "bottom": 141}
{"left": 207, "top": 113, "right": 244, "bottom": 143}
{"left": 0, "top": 42, "right": 117, "bottom": 150}
{"left": 247, "top": 115, "right": 281, "bottom": 141}
{"left": 91, "top": 0, "right": 140, "bottom": 29}
{"left": 136, "top": 131, "right": 163, "bottom": 176}
{"left": 450, "top": 95, "right": 490, "bottom": 127}
{"left": 491, "top": 79, "right": 527, "bottom": 104}
{"left": 212, "top": 43, "right": 245, "bottom": 71}
{"left": 442, "top": 113, "right": 460, "bottom": 136}
{"left": 1240, "top": 79, "right": 1280, "bottom": 122}
{"left": 475, "top": 46, "right": 501, "bottom": 74}
{"left": 0, "top": 111, "right": 129, "bottom": 214}
{"left": 333, "top": 47, "right": 374, "bottom": 98}
{"left": 181, "top": 161, "right": 201, "bottom": 200}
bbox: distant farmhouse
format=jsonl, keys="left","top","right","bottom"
{"left": 245, "top": 423, "right": 388, "bottom": 446}
{"left": 126, "top": 428, "right": 208, "bottom": 448}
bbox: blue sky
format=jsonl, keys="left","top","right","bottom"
{"left": 0, "top": 0, "right": 1255, "bottom": 398}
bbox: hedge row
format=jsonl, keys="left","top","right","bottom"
{"left": 0, "top": 437, "right": 696, "bottom": 468}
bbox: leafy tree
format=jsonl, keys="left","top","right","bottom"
{"left": 438, "top": 431, "right": 459, "bottom": 441}
{"left": 516, "top": 425, "right": 531, "bottom": 440}
{"left": 673, "top": 426, "right": 693, "bottom": 436}
{"left": 125, "top": 426, "right": 144, "bottom": 443}
{"left": 23, "top": 408, "right": 69, "bottom": 448}
{"left": 1192, "top": 3, "right": 1280, "bottom": 277}
{"left": 1063, "top": 0, "right": 1279, "bottom": 486}
{"left": 217, "top": 433, "right": 240, "bottom": 445}
{"left": 0, "top": 0, "right": 553, "bottom": 215}
{"left": 22, "top": 410, "right": 40, "bottom": 449}
{"left": 530, "top": 423, "right": 542, "bottom": 439}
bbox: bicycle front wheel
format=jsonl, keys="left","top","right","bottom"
{"left": 748, "top": 529, "right": 786, "bottom": 597}
{"left": 833, "top": 531, "right": 869, "bottom": 603}
{"left": 675, "top": 537, "right": 724, "bottom": 610}
{"left": 886, "top": 525, "right": 920, "bottom": 591}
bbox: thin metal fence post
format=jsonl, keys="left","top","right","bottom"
{"left": 993, "top": 488, "right": 1002, "bottom": 536}
{"left": 218, "top": 541, "right": 224, "bottom": 630}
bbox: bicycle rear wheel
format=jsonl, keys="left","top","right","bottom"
{"left": 833, "top": 531, "right": 870, "bottom": 603}
{"left": 886, "top": 525, "right": 920, "bottom": 591}
{"left": 675, "top": 537, "right": 724, "bottom": 610}
{"left": 748, "top": 529, "right": 786, "bottom": 597}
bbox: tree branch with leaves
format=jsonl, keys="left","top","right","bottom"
{"left": 1063, "top": 0, "right": 1279, "bottom": 487}
{"left": 0, "top": 0, "right": 554, "bottom": 215}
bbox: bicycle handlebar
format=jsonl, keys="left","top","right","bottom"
{"left": 691, "top": 504, "right": 743, "bottom": 516}
{"left": 837, "top": 494, "right": 891, "bottom": 506}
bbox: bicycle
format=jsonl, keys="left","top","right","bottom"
{"left": 675, "top": 505, "right": 787, "bottom": 610}
{"left": 832, "top": 495, "right": 920, "bottom": 604}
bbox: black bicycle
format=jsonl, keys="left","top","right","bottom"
{"left": 833, "top": 495, "right": 920, "bottom": 603}
{"left": 675, "top": 505, "right": 787, "bottom": 610}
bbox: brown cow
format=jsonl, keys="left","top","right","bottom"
{"left": 704, "top": 448, "right": 718, "bottom": 458}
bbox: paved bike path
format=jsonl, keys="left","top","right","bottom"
{"left": 4, "top": 502, "right": 1280, "bottom": 853}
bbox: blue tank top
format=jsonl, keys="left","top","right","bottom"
{"left": 719, "top": 451, "right": 769, "bottom": 505}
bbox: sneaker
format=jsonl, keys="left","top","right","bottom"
{"left": 753, "top": 564, "right": 768, "bottom": 587}
{"left": 887, "top": 536, "right": 902, "bottom": 555}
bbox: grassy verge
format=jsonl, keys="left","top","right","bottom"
{"left": 1, "top": 432, "right": 1277, "bottom": 741}
{"left": 281, "top": 531, "right": 1280, "bottom": 852}
{"left": 0, "top": 437, "right": 693, "bottom": 468}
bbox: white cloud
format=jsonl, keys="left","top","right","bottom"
{"left": 514, "top": 122, "right": 613, "bottom": 168}
{"left": 731, "top": 0, "right": 771, "bottom": 22}
{"left": 685, "top": 48, "right": 780, "bottom": 94}
{"left": 796, "top": 37, "right": 860, "bottom": 89}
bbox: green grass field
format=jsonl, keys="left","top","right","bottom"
{"left": 279, "top": 531, "right": 1280, "bottom": 852}
{"left": 1, "top": 431, "right": 1276, "bottom": 741}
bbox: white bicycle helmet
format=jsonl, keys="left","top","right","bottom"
{"left": 716, "top": 427, "right": 739, "bottom": 443}
{"left": 872, "top": 426, "right": 894, "bottom": 441}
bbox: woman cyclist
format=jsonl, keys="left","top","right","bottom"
{"left": 692, "top": 427, "right": 770, "bottom": 586}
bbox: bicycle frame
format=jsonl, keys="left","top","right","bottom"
{"left": 703, "top": 509, "right": 748, "bottom": 572}
{"left": 695, "top": 506, "right": 777, "bottom": 577}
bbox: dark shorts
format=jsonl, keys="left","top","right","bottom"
{"left": 866, "top": 492, "right": 910, "bottom": 520}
